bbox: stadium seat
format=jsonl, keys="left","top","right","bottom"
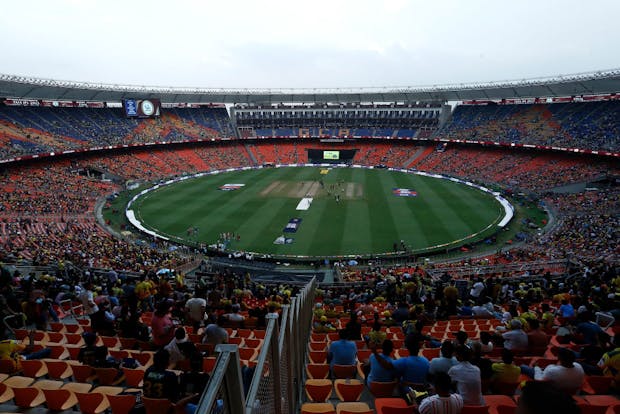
{"left": 368, "top": 381, "right": 397, "bottom": 398}
{"left": 76, "top": 391, "right": 110, "bottom": 414}
{"left": 306, "top": 363, "right": 330, "bottom": 379}
{"left": 43, "top": 388, "right": 80, "bottom": 411}
{"left": 107, "top": 393, "right": 138, "bottom": 414}
{"left": 122, "top": 367, "right": 145, "bottom": 388}
{"left": 20, "top": 359, "right": 48, "bottom": 378}
{"left": 332, "top": 364, "right": 357, "bottom": 379}
{"left": 94, "top": 367, "right": 125, "bottom": 386}
{"left": 334, "top": 379, "right": 364, "bottom": 402}
{"left": 461, "top": 406, "right": 490, "bottom": 414}
{"left": 581, "top": 375, "right": 613, "bottom": 395}
{"left": 301, "top": 402, "right": 336, "bottom": 414}
{"left": 336, "top": 402, "right": 373, "bottom": 414}
{"left": 0, "top": 383, "right": 14, "bottom": 404}
{"left": 45, "top": 359, "right": 73, "bottom": 380}
{"left": 12, "top": 386, "right": 46, "bottom": 408}
{"left": 374, "top": 398, "right": 412, "bottom": 414}
{"left": 305, "top": 379, "right": 333, "bottom": 402}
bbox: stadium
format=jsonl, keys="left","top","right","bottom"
{"left": 0, "top": 69, "right": 618, "bottom": 413}
{"left": 1, "top": 3, "right": 620, "bottom": 409}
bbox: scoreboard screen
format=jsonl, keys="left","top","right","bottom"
{"left": 122, "top": 99, "right": 161, "bottom": 118}
{"left": 323, "top": 150, "right": 340, "bottom": 160}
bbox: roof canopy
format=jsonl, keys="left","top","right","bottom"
{"left": 1, "top": 69, "right": 620, "bottom": 104}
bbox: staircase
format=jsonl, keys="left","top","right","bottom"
{"left": 405, "top": 146, "right": 435, "bottom": 168}
{"left": 244, "top": 144, "right": 259, "bottom": 165}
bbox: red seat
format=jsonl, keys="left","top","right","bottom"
{"left": 122, "top": 367, "right": 145, "bottom": 388}
{"left": 307, "top": 363, "right": 330, "bottom": 379}
{"left": 305, "top": 379, "right": 333, "bottom": 402}
{"left": 369, "top": 381, "right": 397, "bottom": 398}
{"left": 374, "top": 398, "right": 412, "bottom": 414}
{"left": 461, "top": 406, "right": 490, "bottom": 414}
{"left": 42, "top": 388, "right": 79, "bottom": 411}
{"left": 20, "top": 359, "right": 48, "bottom": 378}
{"left": 76, "top": 391, "right": 110, "bottom": 414}
{"left": 334, "top": 379, "right": 364, "bottom": 402}
{"left": 107, "top": 394, "right": 137, "bottom": 414}
{"left": 332, "top": 364, "right": 357, "bottom": 379}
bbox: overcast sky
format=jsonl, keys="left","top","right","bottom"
{"left": 1, "top": 0, "right": 618, "bottom": 89}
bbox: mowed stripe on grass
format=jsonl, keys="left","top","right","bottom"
{"left": 134, "top": 167, "right": 503, "bottom": 256}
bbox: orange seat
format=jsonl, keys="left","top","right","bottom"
{"left": 134, "top": 351, "right": 154, "bottom": 367}
{"left": 12, "top": 387, "right": 46, "bottom": 408}
{"left": 46, "top": 331, "right": 66, "bottom": 344}
{"left": 237, "top": 329, "right": 252, "bottom": 338}
{"left": 581, "top": 375, "right": 613, "bottom": 395}
{"left": 66, "top": 344, "right": 82, "bottom": 360}
{"left": 203, "top": 357, "right": 217, "bottom": 373}
{"left": 108, "top": 393, "right": 137, "bottom": 414}
{"left": 484, "top": 395, "right": 516, "bottom": 414}
{"left": 109, "top": 349, "right": 130, "bottom": 360}
{"left": 374, "top": 398, "right": 411, "bottom": 414}
{"left": 122, "top": 367, "right": 145, "bottom": 388}
{"left": 461, "top": 406, "right": 490, "bottom": 414}
{"left": 0, "top": 383, "right": 14, "bottom": 404}
{"left": 48, "top": 344, "right": 70, "bottom": 359}
{"left": 49, "top": 322, "right": 66, "bottom": 332}
{"left": 334, "top": 379, "right": 364, "bottom": 402}
{"left": 100, "top": 336, "right": 120, "bottom": 348}
{"left": 579, "top": 405, "right": 609, "bottom": 414}
{"left": 94, "top": 367, "right": 125, "bottom": 386}
{"left": 301, "top": 402, "right": 336, "bottom": 414}
{"left": 253, "top": 330, "right": 266, "bottom": 339}
{"left": 245, "top": 338, "right": 262, "bottom": 349}
{"left": 305, "top": 379, "right": 333, "bottom": 402}
{"left": 496, "top": 405, "right": 517, "bottom": 414}
{"left": 76, "top": 391, "right": 110, "bottom": 414}
{"left": 309, "top": 350, "right": 328, "bottom": 364}
{"left": 21, "top": 359, "right": 48, "bottom": 378}
{"left": 45, "top": 360, "right": 73, "bottom": 380}
{"left": 336, "top": 402, "right": 372, "bottom": 414}
{"left": 306, "top": 363, "right": 331, "bottom": 379}
{"left": 238, "top": 347, "right": 258, "bottom": 361}
{"left": 310, "top": 342, "right": 328, "bottom": 352}
{"left": 332, "top": 364, "right": 357, "bottom": 379}
{"left": 421, "top": 348, "right": 440, "bottom": 360}
{"left": 119, "top": 337, "right": 137, "bottom": 349}
{"left": 142, "top": 396, "right": 175, "bottom": 414}
{"left": 43, "top": 388, "right": 79, "bottom": 411}
{"left": 72, "top": 364, "right": 96, "bottom": 383}
{"left": 228, "top": 337, "right": 244, "bottom": 346}
{"left": 65, "top": 333, "right": 84, "bottom": 345}
{"left": 369, "top": 381, "right": 397, "bottom": 398}
{"left": 357, "top": 349, "right": 372, "bottom": 362}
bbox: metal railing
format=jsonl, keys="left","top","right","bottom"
{"left": 197, "top": 277, "right": 316, "bottom": 414}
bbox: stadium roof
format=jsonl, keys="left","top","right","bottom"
{"left": 2, "top": 69, "right": 620, "bottom": 104}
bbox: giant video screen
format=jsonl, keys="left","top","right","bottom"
{"left": 122, "top": 99, "right": 161, "bottom": 118}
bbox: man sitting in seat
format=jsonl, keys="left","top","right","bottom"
{"left": 417, "top": 372, "right": 464, "bottom": 414}
{"left": 78, "top": 332, "right": 111, "bottom": 367}
{"left": 327, "top": 329, "right": 357, "bottom": 369}
{"left": 143, "top": 349, "right": 181, "bottom": 402}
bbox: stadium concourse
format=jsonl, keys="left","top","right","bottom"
{"left": 0, "top": 90, "right": 618, "bottom": 413}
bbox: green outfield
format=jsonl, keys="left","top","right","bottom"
{"left": 130, "top": 167, "right": 505, "bottom": 257}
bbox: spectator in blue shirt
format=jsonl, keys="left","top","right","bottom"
{"left": 367, "top": 339, "right": 396, "bottom": 384}
{"left": 393, "top": 334, "right": 430, "bottom": 385}
{"left": 558, "top": 300, "right": 575, "bottom": 318}
{"left": 328, "top": 329, "right": 357, "bottom": 368}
